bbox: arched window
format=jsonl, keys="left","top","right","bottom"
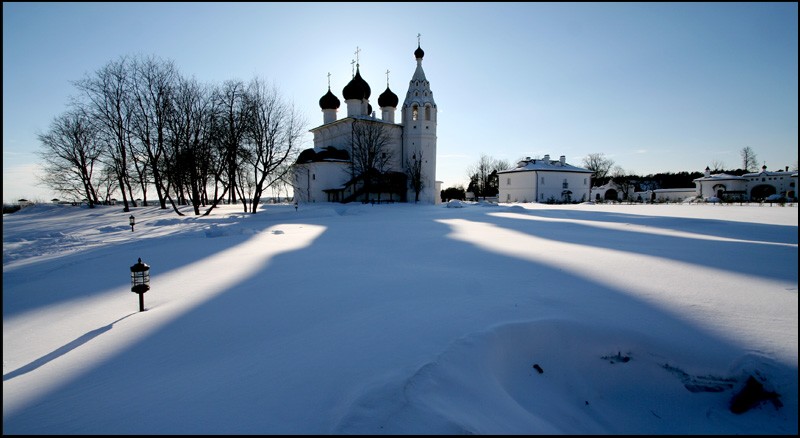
{"left": 412, "top": 105, "right": 418, "bottom": 121}
{"left": 425, "top": 106, "right": 431, "bottom": 121}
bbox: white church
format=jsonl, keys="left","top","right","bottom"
{"left": 292, "top": 41, "right": 441, "bottom": 204}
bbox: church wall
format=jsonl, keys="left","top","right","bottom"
{"left": 313, "top": 122, "right": 351, "bottom": 151}
{"left": 293, "top": 161, "right": 349, "bottom": 203}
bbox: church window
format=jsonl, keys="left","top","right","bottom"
{"left": 563, "top": 179, "right": 568, "bottom": 189}
{"left": 425, "top": 106, "right": 431, "bottom": 121}
{"left": 412, "top": 105, "right": 418, "bottom": 121}
{"left": 312, "top": 174, "right": 316, "bottom": 180}
{"left": 541, "top": 176, "right": 545, "bottom": 184}
{"left": 507, "top": 178, "right": 511, "bottom": 186}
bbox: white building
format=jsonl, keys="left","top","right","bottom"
{"left": 497, "top": 155, "right": 592, "bottom": 204}
{"left": 693, "top": 165, "right": 797, "bottom": 201}
{"left": 292, "top": 42, "right": 440, "bottom": 204}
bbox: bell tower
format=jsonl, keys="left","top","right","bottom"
{"left": 401, "top": 35, "right": 437, "bottom": 203}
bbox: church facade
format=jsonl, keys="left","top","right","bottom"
{"left": 292, "top": 42, "right": 440, "bottom": 204}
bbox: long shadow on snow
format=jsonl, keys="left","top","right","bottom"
{"left": 487, "top": 206, "right": 798, "bottom": 284}
{"left": 2, "top": 211, "right": 274, "bottom": 318}
{"left": 501, "top": 205, "right": 797, "bottom": 245}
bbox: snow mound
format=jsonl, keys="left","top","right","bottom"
{"left": 334, "top": 319, "right": 791, "bottom": 434}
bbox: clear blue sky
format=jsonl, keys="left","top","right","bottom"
{"left": 3, "top": 2, "right": 797, "bottom": 203}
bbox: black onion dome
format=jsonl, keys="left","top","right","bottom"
{"left": 367, "top": 103, "right": 373, "bottom": 115}
{"left": 319, "top": 88, "right": 341, "bottom": 110}
{"left": 342, "top": 67, "right": 371, "bottom": 100}
{"left": 414, "top": 44, "right": 424, "bottom": 59}
{"left": 378, "top": 86, "right": 399, "bottom": 108}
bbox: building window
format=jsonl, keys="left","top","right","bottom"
{"left": 312, "top": 174, "right": 315, "bottom": 180}
{"left": 507, "top": 178, "right": 511, "bottom": 186}
{"left": 541, "top": 176, "right": 545, "bottom": 184}
{"left": 584, "top": 178, "right": 587, "bottom": 185}
{"left": 425, "top": 106, "right": 431, "bottom": 121}
{"left": 412, "top": 105, "right": 418, "bottom": 121}
{"left": 563, "top": 179, "right": 568, "bottom": 189}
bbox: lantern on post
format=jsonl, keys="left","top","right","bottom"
{"left": 130, "top": 257, "right": 150, "bottom": 312}
{"left": 129, "top": 215, "right": 135, "bottom": 232}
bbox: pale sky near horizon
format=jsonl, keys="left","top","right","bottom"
{"left": 3, "top": 2, "right": 798, "bottom": 203}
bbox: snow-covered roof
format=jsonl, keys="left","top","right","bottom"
{"left": 692, "top": 173, "right": 746, "bottom": 182}
{"left": 497, "top": 156, "right": 592, "bottom": 174}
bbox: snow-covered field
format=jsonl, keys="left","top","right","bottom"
{"left": 3, "top": 201, "right": 797, "bottom": 434}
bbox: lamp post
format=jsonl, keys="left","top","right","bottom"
{"left": 130, "top": 257, "right": 150, "bottom": 312}
{"left": 129, "top": 215, "right": 135, "bottom": 232}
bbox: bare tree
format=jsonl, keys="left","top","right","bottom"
{"left": 741, "top": 146, "right": 758, "bottom": 172}
{"left": 128, "top": 55, "right": 178, "bottom": 209}
{"left": 96, "top": 165, "right": 119, "bottom": 204}
{"left": 467, "top": 154, "right": 506, "bottom": 200}
{"left": 164, "top": 75, "right": 216, "bottom": 215}
{"left": 610, "top": 165, "right": 636, "bottom": 202}
{"left": 582, "top": 152, "right": 614, "bottom": 181}
{"left": 406, "top": 149, "right": 425, "bottom": 202}
{"left": 709, "top": 159, "right": 725, "bottom": 172}
{"left": 214, "top": 80, "right": 251, "bottom": 206}
{"left": 241, "top": 77, "right": 304, "bottom": 213}
{"left": 74, "top": 56, "right": 135, "bottom": 212}
{"left": 37, "top": 109, "right": 104, "bottom": 206}
{"left": 349, "top": 118, "right": 394, "bottom": 201}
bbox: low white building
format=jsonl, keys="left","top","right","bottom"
{"left": 634, "top": 188, "right": 697, "bottom": 203}
{"left": 497, "top": 155, "right": 592, "bottom": 204}
{"left": 693, "top": 165, "right": 797, "bottom": 201}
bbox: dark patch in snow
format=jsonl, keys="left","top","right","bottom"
{"left": 662, "top": 363, "right": 736, "bottom": 393}
{"left": 97, "top": 225, "right": 129, "bottom": 233}
{"left": 601, "top": 351, "right": 631, "bottom": 364}
{"left": 729, "top": 375, "right": 783, "bottom": 414}
{"left": 149, "top": 218, "right": 184, "bottom": 226}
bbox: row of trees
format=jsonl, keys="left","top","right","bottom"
{"left": 37, "top": 55, "right": 305, "bottom": 215}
